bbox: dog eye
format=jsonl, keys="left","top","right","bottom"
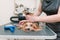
{"left": 31, "top": 25, "right": 33, "bottom": 26}
{"left": 33, "top": 27, "right": 35, "bottom": 28}
{"left": 25, "top": 25, "right": 27, "bottom": 26}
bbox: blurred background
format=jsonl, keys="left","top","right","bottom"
{"left": 0, "top": 0, "right": 40, "bottom": 25}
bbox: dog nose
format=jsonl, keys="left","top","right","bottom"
{"left": 27, "top": 28, "right": 30, "bottom": 30}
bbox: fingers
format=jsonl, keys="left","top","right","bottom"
{"left": 19, "top": 20, "right": 29, "bottom": 25}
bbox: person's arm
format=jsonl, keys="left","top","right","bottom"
{"left": 34, "top": 0, "right": 42, "bottom": 16}
{"left": 38, "top": 7, "right": 60, "bottom": 23}
{"left": 21, "top": 7, "right": 60, "bottom": 23}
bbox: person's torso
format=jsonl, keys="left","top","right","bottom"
{"left": 42, "top": 0, "right": 60, "bottom": 15}
{"left": 42, "top": 0, "right": 60, "bottom": 34}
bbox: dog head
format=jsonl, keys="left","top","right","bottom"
{"left": 17, "top": 22, "right": 42, "bottom": 32}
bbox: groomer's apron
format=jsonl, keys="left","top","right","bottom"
{"left": 42, "top": 0, "right": 60, "bottom": 40}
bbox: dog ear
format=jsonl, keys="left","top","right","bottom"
{"left": 16, "top": 24, "right": 22, "bottom": 30}
{"left": 17, "top": 22, "right": 26, "bottom": 30}
{"left": 33, "top": 25, "right": 42, "bottom": 31}
{"left": 17, "top": 22, "right": 27, "bottom": 29}
{"left": 33, "top": 23, "right": 39, "bottom": 27}
{"left": 35, "top": 23, "right": 42, "bottom": 29}
{"left": 19, "top": 21, "right": 27, "bottom": 25}
{"left": 33, "top": 23, "right": 42, "bottom": 31}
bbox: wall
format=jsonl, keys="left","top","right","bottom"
{"left": 0, "top": 0, "right": 14, "bottom": 25}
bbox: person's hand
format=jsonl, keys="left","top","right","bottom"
{"left": 19, "top": 15, "right": 39, "bottom": 25}
{"left": 26, "top": 15, "right": 39, "bottom": 22}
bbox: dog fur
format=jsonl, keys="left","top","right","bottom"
{"left": 17, "top": 22, "right": 42, "bottom": 32}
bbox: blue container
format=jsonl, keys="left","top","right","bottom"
{"left": 4, "top": 25, "right": 15, "bottom": 33}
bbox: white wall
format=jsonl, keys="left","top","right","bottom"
{"left": 0, "top": 0, "right": 14, "bottom": 25}
{"left": 0, "top": 0, "right": 40, "bottom": 25}
{"left": 15, "top": 0, "right": 40, "bottom": 9}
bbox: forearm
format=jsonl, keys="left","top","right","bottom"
{"left": 37, "top": 7, "right": 60, "bottom": 23}
{"left": 34, "top": 10, "right": 42, "bottom": 16}
{"left": 37, "top": 14, "right": 60, "bottom": 23}
{"left": 34, "top": 0, "right": 42, "bottom": 16}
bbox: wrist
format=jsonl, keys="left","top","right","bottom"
{"left": 36, "top": 16, "right": 44, "bottom": 22}
{"left": 35, "top": 16, "right": 40, "bottom": 22}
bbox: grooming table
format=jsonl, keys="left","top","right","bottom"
{"left": 0, "top": 22, "right": 57, "bottom": 40}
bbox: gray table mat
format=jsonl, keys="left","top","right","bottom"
{"left": 0, "top": 22, "right": 55, "bottom": 36}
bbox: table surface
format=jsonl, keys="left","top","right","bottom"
{"left": 0, "top": 22, "right": 57, "bottom": 39}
